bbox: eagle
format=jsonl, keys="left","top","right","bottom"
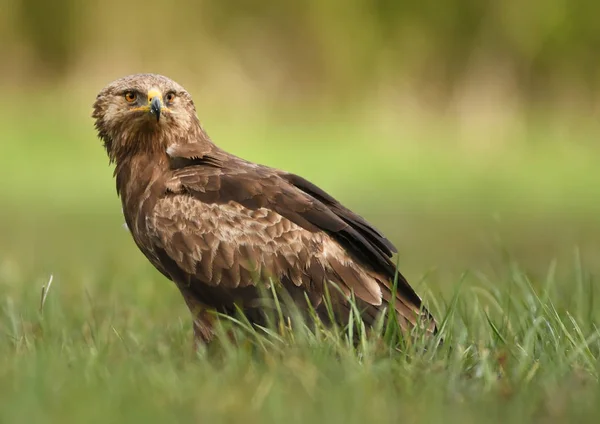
{"left": 92, "top": 73, "right": 436, "bottom": 344}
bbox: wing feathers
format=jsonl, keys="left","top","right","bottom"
{"left": 328, "top": 258, "right": 382, "bottom": 306}
{"left": 146, "top": 145, "right": 437, "bottom": 332}
{"left": 281, "top": 172, "right": 397, "bottom": 256}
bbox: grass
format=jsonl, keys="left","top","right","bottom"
{"left": 1, "top": 252, "right": 599, "bottom": 423}
{"left": 1, "top": 102, "right": 600, "bottom": 423}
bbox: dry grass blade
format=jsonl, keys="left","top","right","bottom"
{"left": 39, "top": 274, "right": 54, "bottom": 314}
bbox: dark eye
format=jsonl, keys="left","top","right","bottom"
{"left": 124, "top": 91, "right": 137, "bottom": 103}
{"left": 165, "top": 92, "right": 176, "bottom": 104}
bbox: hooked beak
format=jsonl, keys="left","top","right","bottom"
{"left": 149, "top": 96, "right": 162, "bottom": 122}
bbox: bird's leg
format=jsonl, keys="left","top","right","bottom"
{"left": 179, "top": 288, "right": 241, "bottom": 351}
{"left": 178, "top": 288, "right": 216, "bottom": 348}
{"left": 191, "top": 306, "right": 243, "bottom": 351}
{"left": 191, "top": 308, "right": 216, "bottom": 346}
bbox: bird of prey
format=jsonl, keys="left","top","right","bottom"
{"left": 92, "top": 73, "right": 436, "bottom": 344}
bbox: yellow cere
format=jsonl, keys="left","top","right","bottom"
{"left": 147, "top": 88, "right": 162, "bottom": 102}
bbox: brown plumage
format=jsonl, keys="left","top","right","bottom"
{"left": 92, "top": 73, "right": 436, "bottom": 343}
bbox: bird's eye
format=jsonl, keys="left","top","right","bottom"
{"left": 124, "top": 92, "right": 137, "bottom": 103}
{"left": 165, "top": 92, "right": 176, "bottom": 104}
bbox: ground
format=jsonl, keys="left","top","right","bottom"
{"left": 1, "top": 98, "right": 599, "bottom": 423}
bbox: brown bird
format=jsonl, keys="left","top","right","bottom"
{"left": 92, "top": 73, "right": 436, "bottom": 344}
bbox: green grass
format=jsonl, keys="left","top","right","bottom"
{"left": 1, "top": 251, "right": 599, "bottom": 423}
{"left": 2, "top": 103, "right": 600, "bottom": 423}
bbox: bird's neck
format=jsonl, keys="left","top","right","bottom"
{"left": 114, "top": 147, "right": 165, "bottom": 205}
{"left": 114, "top": 148, "right": 165, "bottom": 188}
{"left": 111, "top": 124, "right": 213, "bottom": 223}
{"left": 111, "top": 148, "right": 168, "bottom": 239}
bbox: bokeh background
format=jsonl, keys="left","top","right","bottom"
{"left": 2, "top": 0, "right": 600, "bottom": 301}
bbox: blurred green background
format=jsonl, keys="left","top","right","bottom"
{"left": 2, "top": 1, "right": 600, "bottom": 422}
{"left": 2, "top": 0, "right": 599, "bottom": 284}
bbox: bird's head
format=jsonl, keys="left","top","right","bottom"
{"left": 92, "top": 73, "right": 200, "bottom": 162}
